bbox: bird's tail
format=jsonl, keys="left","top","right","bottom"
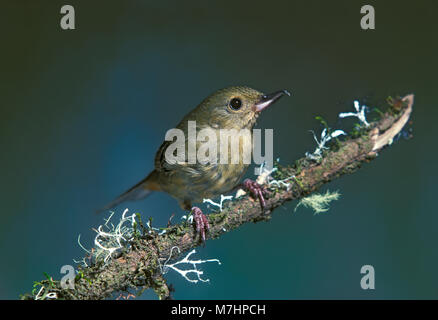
{"left": 98, "top": 170, "right": 161, "bottom": 213}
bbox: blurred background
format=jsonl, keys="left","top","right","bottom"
{"left": 1, "top": 0, "right": 437, "bottom": 299}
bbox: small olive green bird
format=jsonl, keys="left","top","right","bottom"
{"left": 101, "top": 86, "right": 289, "bottom": 241}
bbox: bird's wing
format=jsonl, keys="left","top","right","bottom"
{"left": 154, "top": 139, "right": 199, "bottom": 173}
{"left": 97, "top": 171, "right": 160, "bottom": 213}
{"left": 154, "top": 140, "right": 173, "bottom": 172}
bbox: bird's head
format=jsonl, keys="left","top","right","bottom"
{"left": 193, "top": 86, "right": 290, "bottom": 130}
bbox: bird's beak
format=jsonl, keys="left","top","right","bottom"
{"left": 254, "top": 90, "right": 291, "bottom": 112}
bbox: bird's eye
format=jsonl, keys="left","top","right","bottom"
{"left": 229, "top": 98, "right": 242, "bottom": 110}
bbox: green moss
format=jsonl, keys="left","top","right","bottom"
{"left": 349, "top": 123, "right": 364, "bottom": 138}
{"left": 75, "top": 270, "right": 92, "bottom": 285}
{"left": 315, "top": 116, "right": 330, "bottom": 133}
{"left": 372, "top": 106, "right": 385, "bottom": 118}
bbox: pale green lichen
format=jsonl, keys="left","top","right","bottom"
{"left": 294, "top": 190, "right": 341, "bottom": 214}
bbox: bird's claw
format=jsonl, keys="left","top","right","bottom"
{"left": 243, "top": 178, "right": 267, "bottom": 209}
{"left": 191, "top": 206, "right": 209, "bottom": 243}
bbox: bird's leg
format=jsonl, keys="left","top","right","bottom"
{"left": 243, "top": 178, "right": 267, "bottom": 209}
{"left": 191, "top": 206, "right": 210, "bottom": 242}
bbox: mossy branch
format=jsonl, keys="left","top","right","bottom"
{"left": 22, "top": 94, "right": 414, "bottom": 300}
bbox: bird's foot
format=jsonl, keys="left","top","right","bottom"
{"left": 191, "top": 206, "right": 210, "bottom": 243}
{"left": 243, "top": 178, "right": 267, "bottom": 209}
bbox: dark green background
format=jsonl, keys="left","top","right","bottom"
{"left": 1, "top": 0, "right": 437, "bottom": 299}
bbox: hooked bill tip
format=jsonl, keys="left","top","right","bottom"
{"left": 255, "top": 89, "right": 291, "bottom": 112}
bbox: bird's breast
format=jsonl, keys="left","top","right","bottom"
{"left": 157, "top": 125, "right": 252, "bottom": 203}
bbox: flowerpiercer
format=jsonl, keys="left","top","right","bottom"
{"left": 101, "top": 86, "right": 290, "bottom": 241}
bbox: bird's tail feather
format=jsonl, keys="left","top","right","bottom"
{"left": 97, "top": 171, "right": 160, "bottom": 213}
